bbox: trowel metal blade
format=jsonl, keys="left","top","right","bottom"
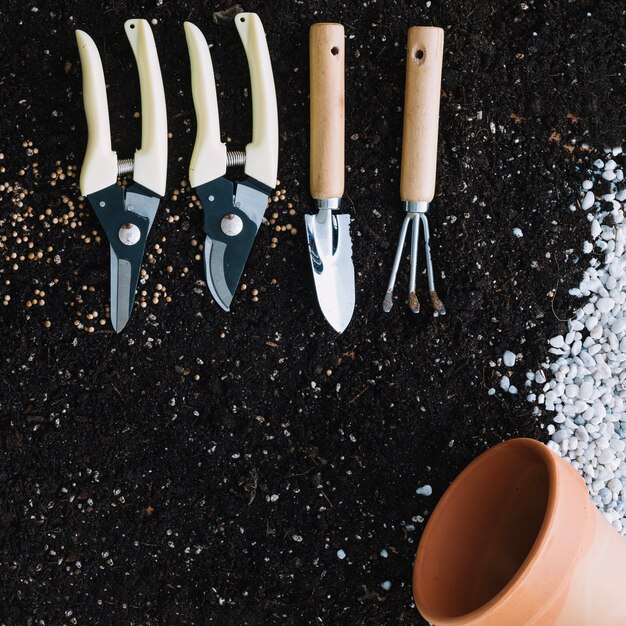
{"left": 305, "top": 212, "right": 355, "bottom": 333}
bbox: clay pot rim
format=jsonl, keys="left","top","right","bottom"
{"left": 415, "top": 438, "right": 572, "bottom": 625}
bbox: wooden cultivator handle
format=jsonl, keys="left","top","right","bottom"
{"left": 309, "top": 23, "right": 345, "bottom": 200}
{"left": 400, "top": 26, "right": 444, "bottom": 203}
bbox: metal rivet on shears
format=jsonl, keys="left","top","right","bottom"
{"left": 118, "top": 223, "right": 141, "bottom": 246}
{"left": 221, "top": 214, "right": 243, "bottom": 236}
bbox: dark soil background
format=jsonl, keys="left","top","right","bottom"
{"left": 0, "top": 0, "right": 624, "bottom": 624}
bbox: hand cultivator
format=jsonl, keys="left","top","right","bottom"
{"left": 383, "top": 27, "right": 446, "bottom": 316}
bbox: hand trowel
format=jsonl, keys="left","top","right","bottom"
{"left": 305, "top": 23, "right": 355, "bottom": 333}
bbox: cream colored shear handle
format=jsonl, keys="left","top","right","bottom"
{"left": 184, "top": 21, "right": 227, "bottom": 188}
{"left": 236, "top": 13, "right": 279, "bottom": 190}
{"left": 76, "top": 30, "right": 118, "bottom": 197}
{"left": 125, "top": 19, "right": 168, "bottom": 197}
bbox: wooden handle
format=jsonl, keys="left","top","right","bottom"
{"left": 310, "top": 23, "right": 344, "bottom": 200}
{"left": 400, "top": 27, "right": 444, "bottom": 203}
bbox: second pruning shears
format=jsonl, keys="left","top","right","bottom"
{"left": 76, "top": 19, "right": 168, "bottom": 332}
{"left": 185, "top": 14, "right": 279, "bottom": 312}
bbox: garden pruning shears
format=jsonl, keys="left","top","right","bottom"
{"left": 76, "top": 19, "right": 167, "bottom": 332}
{"left": 184, "top": 13, "right": 278, "bottom": 311}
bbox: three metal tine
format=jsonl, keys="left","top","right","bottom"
{"left": 383, "top": 201, "right": 445, "bottom": 315}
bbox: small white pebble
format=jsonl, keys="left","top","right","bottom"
{"left": 608, "top": 479, "right": 623, "bottom": 494}
{"left": 549, "top": 336, "right": 565, "bottom": 349}
{"left": 337, "top": 549, "right": 346, "bottom": 560}
{"left": 591, "top": 219, "right": 601, "bottom": 238}
{"left": 503, "top": 350, "right": 516, "bottom": 367}
{"left": 597, "top": 298, "right": 615, "bottom": 313}
{"left": 602, "top": 170, "right": 616, "bottom": 181}
{"left": 416, "top": 484, "right": 433, "bottom": 496}
{"left": 582, "top": 191, "right": 595, "bottom": 210}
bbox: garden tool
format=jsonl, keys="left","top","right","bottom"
{"left": 76, "top": 19, "right": 167, "bottom": 333}
{"left": 383, "top": 26, "right": 446, "bottom": 316}
{"left": 305, "top": 23, "right": 355, "bottom": 333}
{"left": 184, "top": 14, "right": 278, "bottom": 312}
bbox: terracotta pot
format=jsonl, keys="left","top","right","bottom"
{"left": 413, "top": 438, "right": 626, "bottom": 625}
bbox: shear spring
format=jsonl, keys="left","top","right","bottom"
{"left": 117, "top": 159, "right": 134, "bottom": 177}
{"left": 226, "top": 151, "right": 246, "bottom": 169}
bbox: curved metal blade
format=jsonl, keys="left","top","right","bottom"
{"left": 305, "top": 212, "right": 355, "bottom": 333}
{"left": 198, "top": 178, "right": 270, "bottom": 311}
{"left": 204, "top": 237, "right": 233, "bottom": 311}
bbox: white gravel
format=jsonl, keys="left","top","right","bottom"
{"left": 415, "top": 484, "right": 432, "bottom": 496}
{"left": 503, "top": 350, "right": 516, "bottom": 367}
{"left": 527, "top": 149, "right": 626, "bottom": 535}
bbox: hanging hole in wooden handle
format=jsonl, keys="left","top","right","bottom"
{"left": 413, "top": 48, "right": 425, "bottom": 64}
{"left": 331, "top": 46, "right": 339, "bottom": 55}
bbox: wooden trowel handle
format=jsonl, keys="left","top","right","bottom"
{"left": 310, "top": 23, "right": 344, "bottom": 200}
{"left": 400, "top": 27, "right": 444, "bottom": 203}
